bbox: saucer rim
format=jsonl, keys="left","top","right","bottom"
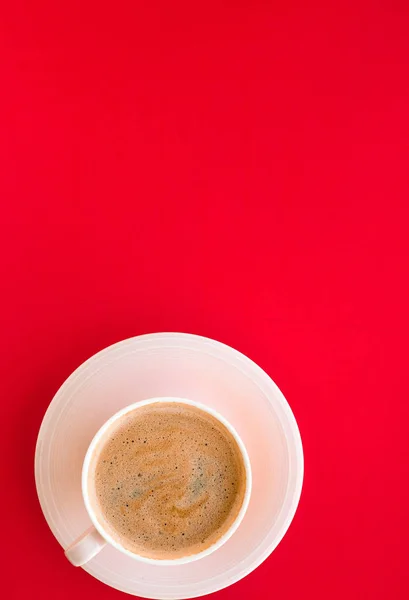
{"left": 35, "top": 332, "right": 304, "bottom": 599}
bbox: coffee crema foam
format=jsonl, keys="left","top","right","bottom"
{"left": 88, "top": 403, "right": 247, "bottom": 559}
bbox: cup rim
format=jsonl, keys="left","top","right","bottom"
{"left": 81, "top": 396, "right": 253, "bottom": 565}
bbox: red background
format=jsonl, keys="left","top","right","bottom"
{"left": 1, "top": 1, "right": 409, "bottom": 599}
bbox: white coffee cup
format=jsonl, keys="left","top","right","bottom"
{"left": 65, "top": 397, "right": 252, "bottom": 567}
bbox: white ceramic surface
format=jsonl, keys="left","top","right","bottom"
{"left": 35, "top": 333, "right": 303, "bottom": 599}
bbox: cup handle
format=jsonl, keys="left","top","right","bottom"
{"left": 64, "top": 526, "right": 106, "bottom": 566}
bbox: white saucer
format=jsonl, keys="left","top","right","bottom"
{"left": 35, "top": 333, "right": 303, "bottom": 599}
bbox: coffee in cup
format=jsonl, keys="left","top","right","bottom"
{"left": 86, "top": 402, "right": 247, "bottom": 560}
{"left": 65, "top": 398, "right": 251, "bottom": 566}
